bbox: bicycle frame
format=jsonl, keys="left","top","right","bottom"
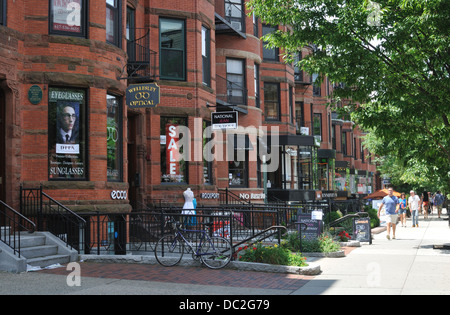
{"left": 174, "top": 225, "right": 214, "bottom": 258}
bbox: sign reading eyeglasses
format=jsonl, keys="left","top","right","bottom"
{"left": 126, "top": 83, "right": 160, "bottom": 108}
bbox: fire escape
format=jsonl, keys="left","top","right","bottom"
{"left": 119, "top": 28, "right": 157, "bottom": 83}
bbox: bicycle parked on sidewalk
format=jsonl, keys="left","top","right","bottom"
{"left": 154, "top": 217, "right": 232, "bottom": 269}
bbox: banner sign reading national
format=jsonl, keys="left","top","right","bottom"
{"left": 211, "top": 111, "right": 238, "bottom": 130}
{"left": 126, "top": 83, "right": 160, "bottom": 108}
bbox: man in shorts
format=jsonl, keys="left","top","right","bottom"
{"left": 433, "top": 191, "right": 445, "bottom": 219}
{"left": 378, "top": 187, "right": 400, "bottom": 240}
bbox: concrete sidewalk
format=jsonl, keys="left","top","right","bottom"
{"left": 0, "top": 212, "right": 448, "bottom": 295}
{"left": 292, "top": 214, "right": 450, "bottom": 295}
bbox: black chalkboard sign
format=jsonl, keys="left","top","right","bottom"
{"left": 297, "top": 214, "right": 322, "bottom": 240}
{"left": 353, "top": 217, "right": 372, "bottom": 244}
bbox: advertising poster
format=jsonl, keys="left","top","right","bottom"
{"left": 51, "top": 0, "right": 82, "bottom": 34}
{"left": 48, "top": 88, "right": 86, "bottom": 180}
{"left": 166, "top": 124, "right": 180, "bottom": 179}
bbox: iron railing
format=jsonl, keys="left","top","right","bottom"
{"left": 122, "top": 28, "right": 157, "bottom": 82}
{"left": 0, "top": 200, "right": 36, "bottom": 258}
{"left": 218, "top": 188, "right": 250, "bottom": 205}
{"left": 216, "top": 74, "right": 248, "bottom": 106}
{"left": 20, "top": 185, "right": 86, "bottom": 253}
{"left": 75, "top": 207, "right": 290, "bottom": 255}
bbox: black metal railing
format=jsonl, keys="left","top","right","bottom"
{"left": 20, "top": 185, "right": 86, "bottom": 253}
{"left": 1, "top": 200, "right": 36, "bottom": 258}
{"left": 294, "top": 70, "right": 312, "bottom": 85}
{"left": 216, "top": 75, "right": 248, "bottom": 106}
{"left": 122, "top": 28, "right": 157, "bottom": 82}
{"left": 218, "top": 188, "right": 250, "bottom": 205}
{"left": 75, "top": 207, "right": 290, "bottom": 255}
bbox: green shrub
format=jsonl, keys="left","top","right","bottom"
{"left": 238, "top": 243, "right": 308, "bottom": 267}
{"left": 282, "top": 232, "right": 341, "bottom": 253}
{"left": 301, "top": 233, "right": 341, "bottom": 253}
{"left": 364, "top": 205, "right": 380, "bottom": 228}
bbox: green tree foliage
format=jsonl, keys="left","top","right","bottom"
{"left": 248, "top": 0, "right": 450, "bottom": 191}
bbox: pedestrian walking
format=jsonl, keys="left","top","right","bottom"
{"left": 408, "top": 190, "right": 420, "bottom": 227}
{"left": 378, "top": 187, "right": 400, "bottom": 240}
{"left": 433, "top": 191, "right": 445, "bottom": 219}
{"left": 399, "top": 192, "right": 407, "bottom": 227}
{"left": 421, "top": 191, "right": 429, "bottom": 220}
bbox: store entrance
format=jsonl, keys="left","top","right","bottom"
{"left": 0, "top": 88, "right": 5, "bottom": 226}
{"left": 127, "top": 113, "right": 138, "bottom": 210}
{"left": 0, "top": 88, "right": 5, "bottom": 203}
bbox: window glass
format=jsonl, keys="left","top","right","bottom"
{"left": 226, "top": 58, "right": 245, "bottom": 104}
{"left": 0, "top": 0, "right": 5, "bottom": 25}
{"left": 106, "top": 0, "right": 121, "bottom": 46}
{"left": 160, "top": 18, "right": 185, "bottom": 80}
{"left": 262, "top": 25, "right": 278, "bottom": 61}
{"left": 202, "top": 26, "right": 211, "bottom": 86}
{"left": 264, "top": 82, "right": 280, "bottom": 121}
{"left": 313, "top": 113, "right": 322, "bottom": 142}
{"left": 228, "top": 150, "right": 248, "bottom": 187}
{"left": 48, "top": 87, "right": 87, "bottom": 180}
{"left": 107, "top": 94, "right": 122, "bottom": 181}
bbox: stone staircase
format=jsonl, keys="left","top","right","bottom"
{"left": 0, "top": 227, "right": 78, "bottom": 273}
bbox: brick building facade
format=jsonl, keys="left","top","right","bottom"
{"left": 0, "top": 0, "right": 378, "bottom": 214}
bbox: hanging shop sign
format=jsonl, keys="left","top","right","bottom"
{"left": 211, "top": 111, "right": 238, "bottom": 130}
{"left": 126, "top": 83, "right": 160, "bottom": 108}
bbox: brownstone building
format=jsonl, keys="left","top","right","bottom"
{"left": 0, "top": 0, "right": 378, "bottom": 215}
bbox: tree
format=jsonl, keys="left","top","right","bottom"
{"left": 248, "top": 0, "right": 450, "bottom": 191}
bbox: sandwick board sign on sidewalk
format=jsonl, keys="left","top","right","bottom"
{"left": 297, "top": 213, "right": 322, "bottom": 240}
{"left": 353, "top": 217, "right": 372, "bottom": 244}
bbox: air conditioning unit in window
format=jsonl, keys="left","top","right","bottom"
{"left": 230, "top": 21, "right": 242, "bottom": 31}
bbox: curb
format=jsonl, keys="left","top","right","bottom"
{"left": 79, "top": 254, "right": 322, "bottom": 275}
{"left": 303, "top": 250, "right": 346, "bottom": 258}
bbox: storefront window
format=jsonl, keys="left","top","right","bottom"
{"left": 107, "top": 94, "right": 122, "bottom": 181}
{"left": 48, "top": 87, "right": 87, "bottom": 180}
{"left": 267, "top": 145, "right": 315, "bottom": 190}
{"left": 228, "top": 150, "right": 248, "bottom": 187}
{"left": 299, "top": 146, "right": 316, "bottom": 190}
{"left": 228, "top": 134, "right": 249, "bottom": 188}
{"left": 160, "top": 117, "right": 188, "bottom": 183}
{"left": 318, "top": 158, "right": 336, "bottom": 190}
{"left": 203, "top": 121, "right": 213, "bottom": 185}
{"left": 284, "top": 145, "right": 298, "bottom": 189}
{"left": 50, "top": 0, "right": 87, "bottom": 37}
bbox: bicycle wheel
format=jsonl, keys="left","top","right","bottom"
{"left": 199, "top": 236, "right": 232, "bottom": 269}
{"left": 154, "top": 234, "right": 184, "bottom": 267}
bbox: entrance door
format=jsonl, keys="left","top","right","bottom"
{"left": 0, "top": 88, "right": 5, "bottom": 203}
{"left": 127, "top": 113, "right": 138, "bottom": 209}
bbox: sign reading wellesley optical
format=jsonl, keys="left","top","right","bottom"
{"left": 126, "top": 83, "right": 160, "bottom": 108}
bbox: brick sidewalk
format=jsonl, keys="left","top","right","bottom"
{"left": 39, "top": 262, "right": 314, "bottom": 291}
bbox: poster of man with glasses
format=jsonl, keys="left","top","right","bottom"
{"left": 56, "top": 102, "right": 80, "bottom": 154}
{"left": 48, "top": 88, "right": 86, "bottom": 180}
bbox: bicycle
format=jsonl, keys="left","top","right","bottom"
{"left": 154, "top": 217, "right": 232, "bottom": 269}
